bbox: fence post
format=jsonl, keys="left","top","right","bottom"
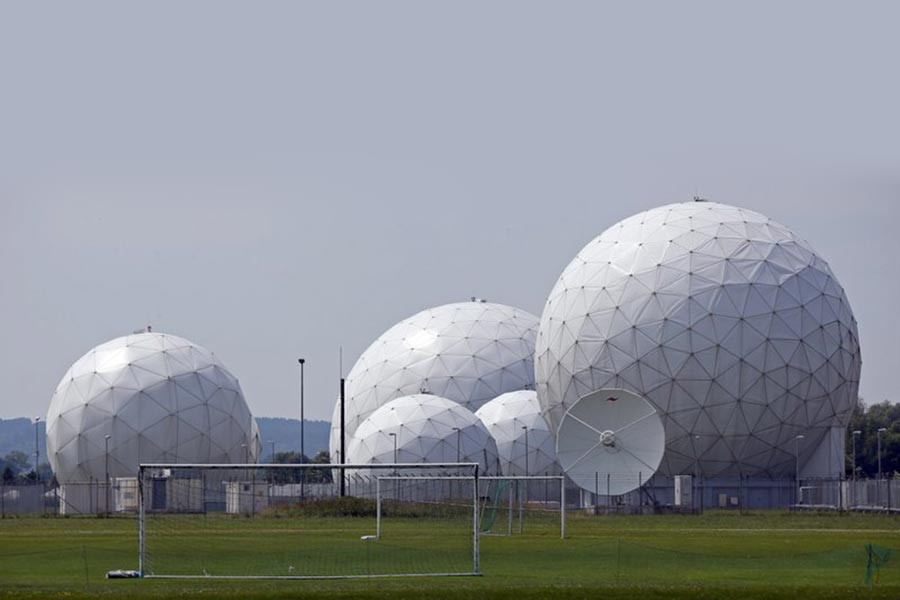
{"left": 560, "top": 477, "right": 566, "bottom": 540}
{"left": 507, "top": 480, "right": 514, "bottom": 535}
{"left": 376, "top": 477, "right": 382, "bottom": 539}
{"left": 638, "top": 472, "right": 642, "bottom": 513}
{"left": 473, "top": 466, "right": 480, "bottom": 575}
{"left": 889, "top": 475, "right": 893, "bottom": 510}
{"left": 838, "top": 476, "right": 843, "bottom": 512}
{"left": 699, "top": 475, "right": 703, "bottom": 514}
{"left": 517, "top": 480, "right": 523, "bottom": 534}
{"left": 138, "top": 467, "right": 145, "bottom": 577}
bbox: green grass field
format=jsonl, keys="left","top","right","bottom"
{"left": 1, "top": 510, "right": 899, "bottom": 599}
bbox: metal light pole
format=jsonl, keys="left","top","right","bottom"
{"left": 267, "top": 439, "right": 275, "bottom": 504}
{"left": 105, "top": 434, "right": 111, "bottom": 516}
{"left": 34, "top": 417, "right": 40, "bottom": 484}
{"left": 878, "top": 427, "right": 887, "bottom": 507}
{"left": 451, "top": 427, "right": 461, "bottom": 499}
{"left": 340, "top": 377, "right": 346, "bottom": 497}
{"left": 852, "top": 429, "right": 861, "bottom": 508}
{"left": 522, "top": 426, "right": 529, "bottom": 476}
{"left": 795, "top": 434, "right": 804, "bottom": 505}
{"left": 389, "top": 432, "right": 398, "bottom": 499}
{"left": 521, "top": 425, "right": 529, "bottom": 517}
{"left": 299, "top": 358, "right": 306, "bottom": 499}
{"left": 298, "top": 358, "right": 306, "bottom": 462}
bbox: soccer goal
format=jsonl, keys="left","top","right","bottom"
{"left": 138, "top": 463, "right": 480, "bottom": 579}
{"left": 477, "top": 476, "right": 566, "bottom": 538}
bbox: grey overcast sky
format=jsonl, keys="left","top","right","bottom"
{"left": 1, "top": 1, "right": 897, "bottom": 422}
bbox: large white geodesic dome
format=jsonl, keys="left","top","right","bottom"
{"left": 475, "top": 391, "right": 559, "bottom": 477}
{"left": 46, "top": 332, "right": 261, "bottom": 483}
{"left": 330, "top": 300, "right": 538, "bottom": 462}
{"left": 345, "top": 394, "right": 500, "bottom": 474}
{"left": 536, "top": 201, "right": 861, "bottom": 478}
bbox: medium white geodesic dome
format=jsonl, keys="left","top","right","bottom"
{"left": 345, "top": 394, "right": 500, "bottom": 474}
{"left": 475, "top": 391, "right": 559, "bottom": 477}
{"left": 536, "top": 201, "right": 861, "bottom": 478}
{"left": 329, "top": 300, "right": 538, "bottom": 462}
{"left": 46, "top": 332, "right": 261, "bottom": 483}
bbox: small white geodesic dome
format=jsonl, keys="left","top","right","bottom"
{"left": 475, "top": 391, "right": 559, "bottom": 477}
{"left": 345, "top": 394, "right": 501, "bottom": 474}
{"left": 535, "top": 201, "right": 861, "bottom": 478}
{"left": 329, "top": 300, "right": 538, "bottom": 462}
{"left": 46, "top": 332, "right": 261, "bottom": 483}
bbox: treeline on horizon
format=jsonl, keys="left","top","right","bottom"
{"left": 846, "top": 399, "right": 899, "bottom": 477}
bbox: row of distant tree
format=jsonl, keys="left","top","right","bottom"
{"left": 0, "top": 449, "right": 334, "bottom": 486}
{"left": 1, "top": 451, "right": 52, "bottom": 484}
{"left": 845, "top": 399, "right": 899, "bottom": 477}
{"left": 269, "top": 450, "right": 333, "bottom": 483}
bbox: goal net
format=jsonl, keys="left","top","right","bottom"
{"left": 477, "top": 476, "right": 565, "bottom": 538}
{"left": 138, "top": 463, "right": 479, "bottom": 579}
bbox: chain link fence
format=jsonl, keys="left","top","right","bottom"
{"left": 3, "top": 474, "right": 899, "bottom": 516}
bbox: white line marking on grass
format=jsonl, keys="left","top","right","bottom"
{"left": 598, "top": 528, "right": 900, "bottom": 534}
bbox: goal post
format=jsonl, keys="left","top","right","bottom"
{"left": 477, "top": 476, "right": 565, "bottom": 539}
{"left": 138, "top": 462, "right": 480, "bottom": 579}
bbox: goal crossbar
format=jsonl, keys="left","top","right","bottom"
{"left": 139, "top": 462, "right": 480, "bottom": 470}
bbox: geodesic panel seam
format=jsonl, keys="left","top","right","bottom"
{"left": 46, "top": 332, "right": 261, "bottom": 483}
{"left": 330, "top": 300, "right": 538, "bottom": 463}
{"left": 346, "top": 394, "right": 500, "bottom": 474}
{"left": 475, "top": 391, "right": 560, "bottom": 477}
{"left": 535, "top": 201, "right": 861, "bottom": 478}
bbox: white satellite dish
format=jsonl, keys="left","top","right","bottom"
{"left": 556, "top": 388, "right": 665, "bottom": 496}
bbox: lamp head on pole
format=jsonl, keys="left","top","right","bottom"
{"left": 298, "top": 358, "right": 305, "bottom": 365}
